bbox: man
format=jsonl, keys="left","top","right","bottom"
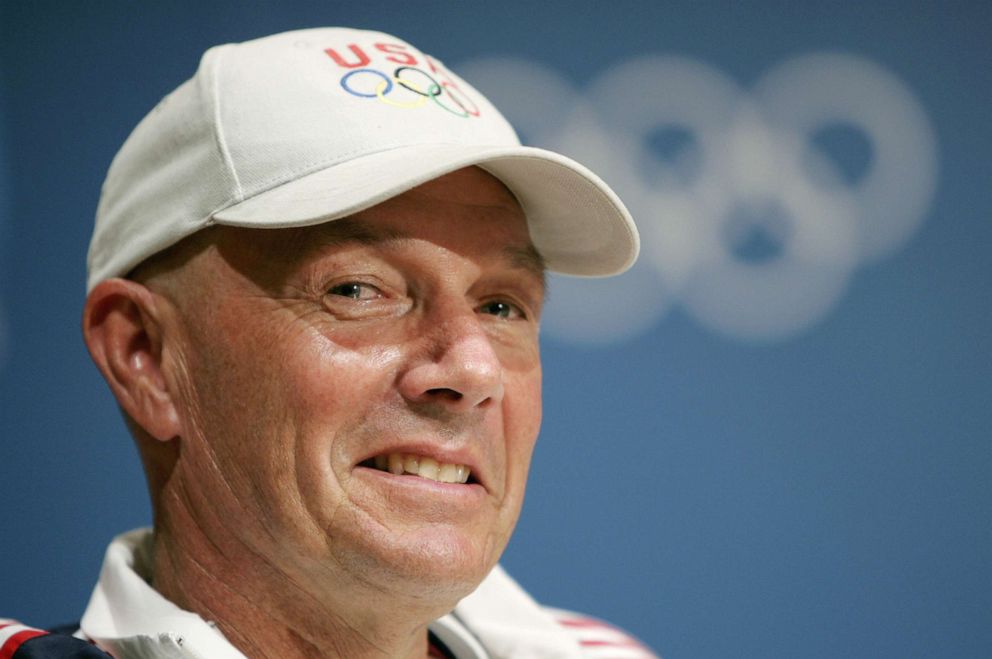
{"left": 2, "top": 27, "right": 655, "bottom": 658}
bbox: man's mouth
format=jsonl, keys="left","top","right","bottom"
{"left": 361, "top": 454, "right": 474, "bottom": 484}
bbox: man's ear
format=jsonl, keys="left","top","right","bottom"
{"left": 83, "top": 278, "right": 181, "bottom": 442}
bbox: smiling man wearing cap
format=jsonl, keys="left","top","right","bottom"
{"left": 1, "top": 27, "right": 657, "bottom": 659}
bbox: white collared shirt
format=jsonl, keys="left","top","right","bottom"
{"left": 77, "top": 529, "right": 625, "bottom": 659}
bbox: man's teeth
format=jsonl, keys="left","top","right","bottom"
{"left": 373, "top": 454, "right": 471, "bottom": 484}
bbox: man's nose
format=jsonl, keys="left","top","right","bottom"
{"left": 397, "top": 311, "right": 505, "bottom": 412}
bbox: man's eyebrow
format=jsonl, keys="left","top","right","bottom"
{"left": 504, "top": 243, "right": 548, "bottom": 291}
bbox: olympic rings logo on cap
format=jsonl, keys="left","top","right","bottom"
{"left": 457, "top": 53, "right": 938, "bottom": 344}
{"left": 324, "top": 41, "right": 481, "bottom": 118}
{"left": 339, "top": 65, "right": 481, "bottom": 118}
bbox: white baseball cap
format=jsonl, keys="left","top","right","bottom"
{"left": 87, "top": 27, "right": 639, "bottom": 292}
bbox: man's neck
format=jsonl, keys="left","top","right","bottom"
{"left": 150, "top": 488, "right": 443, "bottom": 659}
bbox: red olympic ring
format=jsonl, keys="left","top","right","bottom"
{"left": 439, "top": 81, "right": 481, "bottom": 118}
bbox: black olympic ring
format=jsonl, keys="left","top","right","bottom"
{"left": 394, "top": 66, "right": 442, "bottom": 97}
{"left": 394, "top": 66, "right": 470, "bottom": 118}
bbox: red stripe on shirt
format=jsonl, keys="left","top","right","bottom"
{"left": 558, "top": 617, "right": 622, "bottom": 628}
{"left": 554, "top": 615, "right": 655, "bottom": 653}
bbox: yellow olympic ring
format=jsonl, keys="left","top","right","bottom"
{"left": 375, "top": 78, "right": 429, "bottom": 109}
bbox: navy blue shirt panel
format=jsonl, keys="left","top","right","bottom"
{"left": 12, "top": 633, "right": 113, "bottom": 658}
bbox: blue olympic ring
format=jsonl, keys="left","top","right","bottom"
{"left": 340, "top": 68, "right": 393, "bottom": 98}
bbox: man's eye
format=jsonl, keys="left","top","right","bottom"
{"left": 328, "top": 282, "right": 378, "bottom": 300}
{"left": 479, "top": 300, "right": 524, "bottom": 320}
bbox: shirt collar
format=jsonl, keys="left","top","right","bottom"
{"left": 80, "top": 528, "right": 246, "bottom": 659}
{"left": 453, "top": 565, "right": 582, "bottom": 658}
{"left": 80, "top": 528, "right": 579, "bottom": 659}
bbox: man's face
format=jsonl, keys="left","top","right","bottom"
{"left": 157, "top": 167, "right": 544, "bottom": 605}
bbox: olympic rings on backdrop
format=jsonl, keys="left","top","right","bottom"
{"left": 455, "top": 54, "right": 937, "bottom": 343}
{"left": 339, "top": 66, "right": 479, "bottom": 118}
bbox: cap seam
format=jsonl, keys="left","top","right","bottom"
{"left": 209, "top": 45, "right": 245, "bottom": 202}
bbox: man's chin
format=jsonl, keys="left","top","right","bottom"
{"left": 341, "top": 523, "right": 504, "bottom": 607}
{"left": 321, "top": 472, "right": 517, "bottom": 608}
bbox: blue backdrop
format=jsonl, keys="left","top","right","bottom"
{"left": 2, "top": 2, "right": 990, "bottom": 657}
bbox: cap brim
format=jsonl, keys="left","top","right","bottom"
{"left": 212, "top": 143, "right": 638, "bottom": 277}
